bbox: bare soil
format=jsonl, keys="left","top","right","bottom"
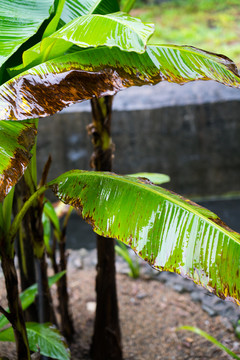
{"left": 0, "top": 268, "right": 240, "bottom": 360}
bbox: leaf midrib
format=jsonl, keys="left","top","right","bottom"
{"left": 5, "top": 43, "right": 239, "bottom": 86}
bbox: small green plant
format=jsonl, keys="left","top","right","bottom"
{"left": 178, "top": 326, "right": 240, "bottom": 360}
{"left": 115, "top": 241, "right": 140, "bottom": 278}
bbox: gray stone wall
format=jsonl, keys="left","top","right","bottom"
{"left": 37, "top": 97, "right": 240, "bottom": 198}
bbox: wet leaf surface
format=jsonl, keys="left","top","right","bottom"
{"left": 60, "top": 0, "right": 120, "bottom": 24}
{"left": 1, "top": 45, "right": 240, "bottom": 121}
{"left": 0, "top": 322, "right": 70, "bottom": 360}
{"left": 49, "top": 170, "right": 240, "bottom": 304}
{"left": 11, "top": 12, "right": 154, "bottom": 76}
{"left": 0, "top": 0, "right": 55, "bottom": 72}
{"left": 0, "top": 120, "right": 37, "bottom": 201}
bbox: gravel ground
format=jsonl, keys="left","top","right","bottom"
{"left": 1, "top": 249, "right": 240, "bottom": 359}
{"left": 69, "top": 268, "right": 240, "bottom": 360}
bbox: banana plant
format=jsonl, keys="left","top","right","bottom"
{"left": 13, "top": 169, "right": 240, "bottom": 304}
{"left": 42, "top": 200, "right": 74, "bottom": 341}
{"left": 1, "top": 0, "right": 240, "bottom": 359}
{"left": 5, "top": 169, "right": 240, "bottom": 359}
{"left": 47, "top": 170, "right": 240, "bottom": 304}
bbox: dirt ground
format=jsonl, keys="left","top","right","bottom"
{"left": 0, "top": 267, "right": 240, "bottom": 360}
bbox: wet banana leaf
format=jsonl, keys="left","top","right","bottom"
{"left": 60, "top": 0, "right": 120, "bottom": 24}
{"left": 45, "top": 12, "right": 154, "bottom": 52}
{"left": 49, "top": 170, "right": 240, "bottom": 304}
{"left": 0, "top": 322, "right": 70, "bottom": 360}
{"left": 0, "top": 0, "right": 55, "bottom": 71}
{"left": 43, "top": 0, "right": 66, "bottom": 38}
{"left": 0, "top": 120, "right": 37, "bottom": 201}
{"left": 10, "top": 12, "right": 154, "bottom": 76}
{"left": 1, "top": 44, "right": 240, "bottom": 121}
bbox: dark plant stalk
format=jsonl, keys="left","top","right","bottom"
{"left": 0, "top": 250, "right": 31, "bottom": 360}
{"left": 12, "top": 154, "right": 57, "bottom": 326}
{"left": 0, "top": 305, "right": 12, "bottom": 322}
{"left": 57, "top": 209, "right": 75, "bottom": 342}
{"left": 13, "top": 177, "right": 38, "bottom": 322}
{"left": 35, "top": 255, "right": 57, "bottom": 325}
{"left": 31, "top": 164, "right": 57, "bottom": 326}
{"left": 122, "top": 0, "right": 136, "bottom": 13}
{"left": 46, "top": 204, "right": 74, "bottom": 342}
{"left": 89, "top": 96, "right": 122, "bottom": 360}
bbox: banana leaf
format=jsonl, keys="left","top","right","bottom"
{"left": 1, "top": 44, "right": 239, "bottom": 121}
{"left": 48, "top": 170, "right": 240, "bottom": 305}
{"left": 0, "top": 120, "right": 38, "bottom": 201}
{"left": 43, "top": 0, "right": 66, "bottom": 38}
{"left": 10, "top": 12, "right": 154, "bottom": 76}
{"left": 50, "top": 12, "right": 153, "bottom": 52}
{"left": 0, "top": 0, "right": 55, "bottom": 72}
{"left": 0, "top": 322, "right": 70, "bottom": 360}
{"left": 60, "top": 0, "right": 120, "bottom": 24}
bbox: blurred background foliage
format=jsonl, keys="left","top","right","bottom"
{"left": 121, "top": 0, "right": 240, "bottom": 67}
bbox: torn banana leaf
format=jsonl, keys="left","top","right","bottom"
{"left": 49, "top": 170, "right": 240, "bottom": 304}
{"left": 0, "top": 120, "right": 37, "bottom": 201}
{"left": 1, "top": 44, "right": 240, "bottom": 121}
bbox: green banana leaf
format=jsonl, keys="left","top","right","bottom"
{"left": 0, "top": 120, "right": 38, "bottom": 201}
{"left": 42, "top": 210, "right": 52, "bottom": 254}
{"left": 1, "top": 44, "right": 239, "bottom": 121}
{"left": 42, "top": 199, "right": 61, "bottom": 252}
{"left": 48, "top": 12, "right": 154, "bottom": 52}
{"left": 0, "top": 322, "right": 70, "bottom": 360}
{"left": 43, "top": 0, "right": 66, "bottom": 38}
{"left": 48, "top": 170, "right": 240, "bottom": 304}
{"left": 43, "top": 200, "right": 61, "bottom": 233}
{"left": 0, "top": 0, "right": 55, "bottom": 72}
{"left": 60, "top": 0, "right": 120, "bottom": 24}
{"left": 9, "top": 12, "right": 154, "bottom": 76}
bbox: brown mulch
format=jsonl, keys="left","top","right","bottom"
{"left": 0, "top": 268, "right": 239, "bottom": 360}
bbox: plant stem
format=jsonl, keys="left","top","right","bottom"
{"left": 0, "top": 305, "right": 12, "bottom": 323}
{"left": 35, "top": 256, "right": 56, "bottom": 325}
{"left": 12, "top": 167, "right": 57, "bottom": 327}
{"left": 57, "top": 209, "right": 75, "bottom": 342}
{"left": 0, "top": 252, "right": 30, "bottom": 360}
{"left": 14, "top": 177, "right": 38, "bottom": 322}
{"left": 89, "top": 96, "right": 122, "bottom": 360}
{"left": 9, "top": 185, "right": 47, "bottom": 246}
{"left": 122, "top": 0, "right": 136, "bottom": 13}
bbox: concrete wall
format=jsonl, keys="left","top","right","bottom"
{"left": 37, "top": 99, "right": 240, "bottom": 198}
